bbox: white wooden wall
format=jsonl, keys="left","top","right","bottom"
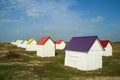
{"left": 102, "top": 43, "right": 112, "bottom": 56}
{"left": 56, "top": 42, "right": 66, "bottom": 50}
{"left": 65, "top": 50, "right": 102, "bottom": 71}
{"left": 21, "top": 41, "right": 27, "bottom": 48}
{"left": 37, "top": 39, "right": 55, "bottom": 57}
{"left": 26, "top": 40, "right": 37, "bottom": 51}
{"left": 64, "top": 39, "right": 103, "bottom": 71}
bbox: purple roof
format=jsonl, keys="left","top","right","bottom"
{"left": 64, "top": 36, "right": 98, "bottom": 52}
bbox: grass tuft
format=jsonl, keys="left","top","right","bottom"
{"left": 5, "top": 51, "right": 21, "bottom": 58}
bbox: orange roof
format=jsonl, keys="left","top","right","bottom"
{"left": 37, "top": 36, "right": 51, "bottom": 45}
{"left": 56, "top": 40, "right": 64, "bottom": 44}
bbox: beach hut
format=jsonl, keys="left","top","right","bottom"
{"left": 21, "top": 40, "right": 27, "bottom": 48}
{"left": 64, "top": 36, "right": 104, "bottom": 71}
{"left": 11, "top": 40, "right": 17, "bottom": 45}
{"left": 16, "top": 40, "right": 22, "bottom": 46}
{"left": 100, "top": 40, "right": 112, "bottom": 56}
{"left": 17, "top": 40, "right": 23, "bottom": 47}
{"left": 18, "top": 40, "right": 27, "bottom": 48}
{"left": 55, "top": 40, "right": 66, "bottom": 50}
{"left": 26, "top": 38, "right": 37, "bottom": 51}
{"left": 13, "top": 39, "right": 20, "bottom": 45}
{"left": 36, "top": 36, "right": 55, "bottom": 57}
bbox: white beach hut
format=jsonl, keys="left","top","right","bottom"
{"left": 100, "top": 40, "right": 112, "bottom": 56}
{"left": 11, "top": 40, "right": 17, "bottom": 45}
{"left": 13, "top": 39, "right": 20, "bottom": 45}
{"left": 36, "top": 36, "right": 55, "bottom": 57}
{"left": 26, "top": 38, "right": 37, "bottom": 51}
{"left": 21, "top": 40, "right": 27, "bottom": 48}
{"left": 64, "top": 36, "right": 104, "bottom": 71}
{"left": 55, "top": 40, "right": 66, "bottom": 50}
{"left": 17, "top": 40, "right": 27, "bottom": 48}
{"left": 16, "top": 40, "right": 22, "bottom": 46}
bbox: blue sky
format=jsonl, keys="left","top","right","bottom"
{"left": 0, "top": 0, "right": 120, "bottom": 42}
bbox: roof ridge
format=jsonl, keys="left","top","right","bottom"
{"left": 37, "top": 36, "right": 51, "bottom": 45}
{"left": 72, "top": 35, "right": 98, "bottom": 38}
{"left": 64, "top": 36, "right": 100, "bottom": 52}
{"left": 56, "top": 40, "right": 64, "bottom": 44}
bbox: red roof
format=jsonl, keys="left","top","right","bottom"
{"left": 56, "top": 40, "right": 64, "bottom": 44}
{"left": 37, "top": 36, "right": 50, "bottom": 45}
{"left": 100, "top": 40, "right": 110, "bottom": 48}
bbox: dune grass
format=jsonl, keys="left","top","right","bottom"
{"left": 0, "top": 43, "right": 120, "bottom": 80}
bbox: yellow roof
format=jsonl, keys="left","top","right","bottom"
{"left": 26, "top": 38, "right": 34, "bottom": 44}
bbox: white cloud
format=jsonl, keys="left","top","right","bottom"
{"left": 0, "top": 19, "right": 18, "bottom": 22}
{"left": 0, "top": 0, "right": 107, "bottom": 41}
{"left": 90, "top": 16, "right": 104, "bottom": 23}
{"left": 7, "top": 0, "right": 77, "bottom": 18}
{"left": 15, "top": 30, "right": 20, "bottom": 33}
{"left": 0, "top": 0, "right": 105, "bottom": 31}
{"left": 43, "top": 27, "right": 50, "bottom": 30}
{"left": 26, "top": 8, "right": 40, "bottom": 17}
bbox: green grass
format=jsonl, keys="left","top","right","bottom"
{"left": 0, "top": 43, "right": 120, "bottom": 80}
